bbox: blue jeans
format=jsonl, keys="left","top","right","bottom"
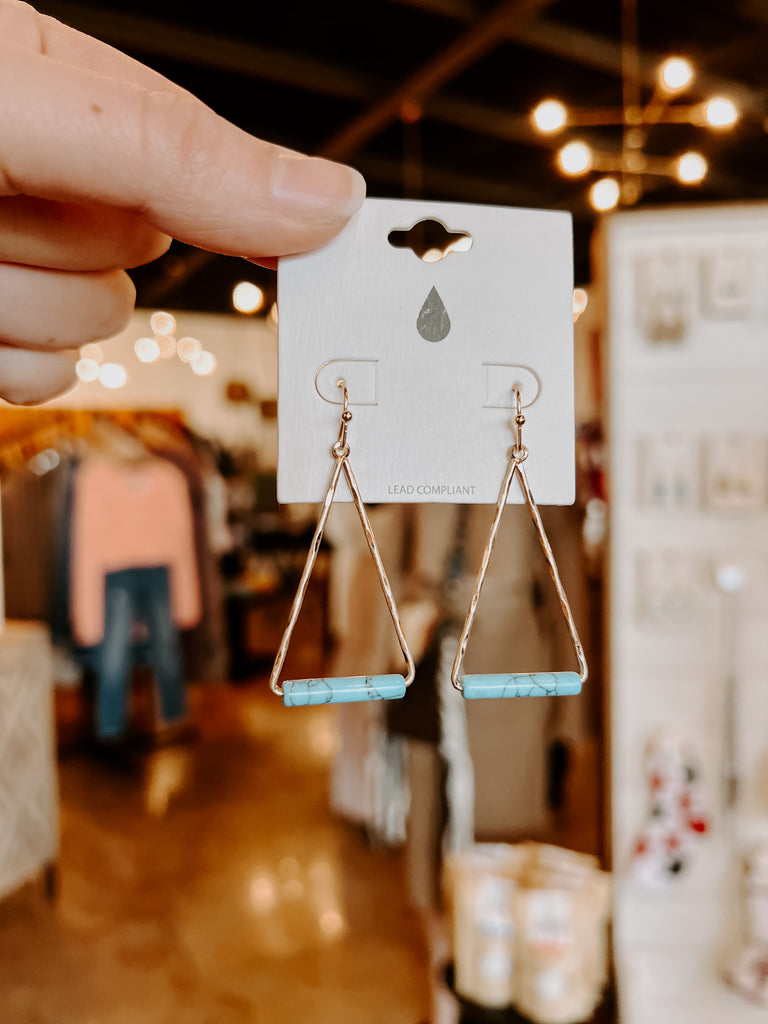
{"left": 96, "top": 566, "right": 187, "bottom": 739}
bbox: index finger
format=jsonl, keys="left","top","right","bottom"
{"left": 0, "top": 16, "right": 365, "bottom": 259}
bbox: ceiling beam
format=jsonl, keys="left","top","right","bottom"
{"left": 37, "top": 1, "right": 381, "bottom": 102}
{"left": 389, "top": 0, "right": 767, "bottom": 117}
{"left": 320, "top": 0, "right": 557, "bottom": 161}
{"left": 37, "top": 0, "right": 536, "bottom": 150}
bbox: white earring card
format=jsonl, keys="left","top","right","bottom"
{"left": 277, "top": 198, "right": 575, "bottom": 504}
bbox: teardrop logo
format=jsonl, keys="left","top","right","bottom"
{"left": 417, "top": 287, "right": 451, "bottom": 342}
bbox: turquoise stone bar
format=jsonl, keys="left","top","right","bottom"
{"left": 462, "top": 671, "right": 582, "bottom": 699}
{"left": 283, "top": 674, "right": 406, "bottom": 707}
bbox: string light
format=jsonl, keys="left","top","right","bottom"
{"left": 150, "top": 311, "right": 176, "bottom": 336}
{"left": 557, "top": 141, "right": 593, "bottom": 176}
{"left": 269, "top": 303, "right": 279, "bottom": 326}
{"left": 79, "top": 343, "right": 105, "bottom": 364}
{"left": 76, "top": 358, "right": 100, "bottom": 383}
{"left": 99, "top": 363, "right": 128, "bottom": 389}
{"left": 190, "top": 351, "right": 217, "bottom": 376}
{"left": 232, "top": 281, "right": 264, "bottom": 314}
{"left": 177, "top": 337, "right": 203, "bottom": 363}
{"left": 676, "top": 151, "right": 708, "bottom": 184}
{"left": 532, "top": 99, "right": 567, "bottom": 133}
{"left": 134, "top": 337, "right": 160, "bottom": 363}
{"left": 156, "top": 334, "right": 177, "bottom": 359}
{"left": 589, "top": 177, "right": 620, "bottom": 212}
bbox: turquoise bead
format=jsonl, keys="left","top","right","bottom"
{"left": 283, "top": 674, "right": 406, "bottom": 707}
{"left": 462, "top": 671, "right": 582, "bottom": 699}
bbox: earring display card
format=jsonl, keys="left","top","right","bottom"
{"left": 636, "top": 550, "right": 703, "bottom": 626}
{"left": 637, "top": 434, "right": 700, "bottom": 512}
{"left": 634, "top": 250, "right": 694, "bottom": 344}
{"left": 277, "top": 198, "right": 575, "bottom": 504}
{"left": 700, "top": 249, "right": 754, "bottom": 319}
{"left": 703, "top": 436, "right": 767, "bottom": 512}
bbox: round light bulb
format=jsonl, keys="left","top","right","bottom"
{"left": 155, "top": 334, "right": 177, "bottom": 359}
{"left": 134, "top": 337, "right": 160, "bottom": 363}
{"left": 150, "top": 311, "right": 176, "bottom": 336}
{"left": 532, "top": 99, "right": 567, "bottom": 134}
{"left": 191, "top": 351, "right": 217, "bottom": 376}
{"left": 557, "top": 141, "right": 593, "bottom": 176}
{"left": 76, "top": 358, "right": 100, "bottom": 383}
{"left": 704, "top": 97, "right": 739, "bottom": 129}
{"left": 659, "top": 57, "right": 694, "bottom": 93}
{"left": 232, "top": 281, "right": 264, "bottom": 314}
{"left": 177, "top": 337, "right": 202, "bottom": 363}
{"left": 79, "top": 342, "right": 105, "bottom": 365}
{"left": 676, "top": 151, "right": 708, "bottom": 184}
{"left": 573, "top": 288, "right": 589, "bottom": 321}
{"left": 99, "top": 362, "right": 128, "bottom": 389}
{"left": 589, "top": 177, "right": 621, "bottom": 212}
{"left": 422, "top": 248, "right": 443, "bottom": 263}
{"left": 269, "top": 302, "right": 279, "bottom": 326}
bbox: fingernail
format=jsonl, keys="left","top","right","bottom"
{"left": 271, "top": 154, "right": 366, "bottom": 222}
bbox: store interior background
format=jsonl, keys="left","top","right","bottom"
{"left": 1, "top": 0, "right": 768, "bottom": 1022}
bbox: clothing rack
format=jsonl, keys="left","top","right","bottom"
{"left": 0, "top": 409, "right": 186, "bottom": 471}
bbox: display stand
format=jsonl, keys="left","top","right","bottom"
{"left": 602, "top": 203, "right": 768, "bottom": 1022}
{"left": 0, "top": 621, "right": 58, "bottom": 901}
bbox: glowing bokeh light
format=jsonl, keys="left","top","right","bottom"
{"left": 557, "top": 141, "right": 593, "bottom": 176}
{"left": 676, "top": 151, "right": 708, "bottom": 184}
{"left": 76, "top": 358, "right": 100, "bottom": 383}
{"left": 190, "top": 351, "right": 217, "bottom": 376}
{"left": 589, "top": 177, "right": 621, "bottom": 212}
{"left": 134, "top": 337, "right": 160, "bottom": 363}
{"left": 150, "top": 311, "right": 176, "bottom": 335}
{"left": 177, "top": 337, "right": 203, "bottom": 363}
{"left": 532, "top": 99, "right": 567, "bottom": 133}
{"left": 659, "top": 57, "right": 694, "bottom": 93}
{"left": 704, "top": 97, "right": 739, "bottom": 129}
{"left": 99, "top": 363, "right": 128, "bottom": 389}
{"left": 232, "top": 281, "right": 265, "bottom": 314}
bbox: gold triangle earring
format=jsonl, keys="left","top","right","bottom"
{"left": 270, "top": 379, "right": 415, "bottom": 707}
{"left": 451, "top": 387, "right": 588, "bottom": 699}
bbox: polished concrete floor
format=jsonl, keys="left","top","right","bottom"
{"left": 0, "top": 683, "right": 431, "bottom": 1024}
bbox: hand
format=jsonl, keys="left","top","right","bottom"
{"left": 0, "top": 0, "right": 366, "bottom": 404}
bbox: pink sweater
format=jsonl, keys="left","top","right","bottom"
{"left": 70, "top": 457, "right": 201, "bottom": 646}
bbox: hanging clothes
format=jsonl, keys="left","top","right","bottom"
{"left": 96, "top": 566, "right": 186, "bottom": 738}
{"left": 69, "top": 455, "right": 200, "bottom": 647}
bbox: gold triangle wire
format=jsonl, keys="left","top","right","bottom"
{"left": 269, "top": 422, "right": 416, "bottom": 698}
{"left": 450, "top": 446, "right": 588, "bottom": 692}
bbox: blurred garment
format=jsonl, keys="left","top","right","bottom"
{"left": 95, "top": 566, "right": 186, "bottom": 739}
{"left": 70, "top": 456, "right": 200, "bottom": 647}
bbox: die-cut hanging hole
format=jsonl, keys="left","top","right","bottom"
{"left": 388, "top": 219, "right": 472, "bottom": 263}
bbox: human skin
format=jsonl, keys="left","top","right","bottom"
{"left": 0, "top": 0, "right": 366, "bottom": 404}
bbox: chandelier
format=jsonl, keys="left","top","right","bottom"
{"left": 530, "top": 52, "right": 740, "bottom": 212}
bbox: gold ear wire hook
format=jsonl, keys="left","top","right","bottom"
{"left": 334, "top": 378, "right": 352, "bottom": 456}
{"left": 512, "top": 385, "right": 528, "bottom": 463}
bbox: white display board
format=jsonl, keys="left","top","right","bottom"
{"left": 277, "top": 198, "right": 575, "bottom": 504}
{"left": 603, "top": 204, "right": 768, "bottom": 1024}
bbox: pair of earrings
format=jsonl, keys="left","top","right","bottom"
{"left": 269, "top": 380, "right": 587, "bottom": 707}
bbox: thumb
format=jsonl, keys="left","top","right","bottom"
{"left": 0, "top": 40, "right": 366, "bottom": 259}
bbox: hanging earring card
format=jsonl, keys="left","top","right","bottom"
{"left": 277, "top": 198, "right": 575, "bottom": 504}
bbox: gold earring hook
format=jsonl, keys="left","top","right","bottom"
{"left": 512, "top": 385, "right": 528, "bottom": 463}
{"left": 333, "top": 378, "right": 352, "bottom": 456}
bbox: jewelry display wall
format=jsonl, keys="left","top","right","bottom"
{"left": 602, "top": 204, "right": 768, "bottom": 1024}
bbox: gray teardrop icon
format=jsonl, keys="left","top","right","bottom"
{"left": 417, "top": 287, "right": 451, "bottom": 342}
